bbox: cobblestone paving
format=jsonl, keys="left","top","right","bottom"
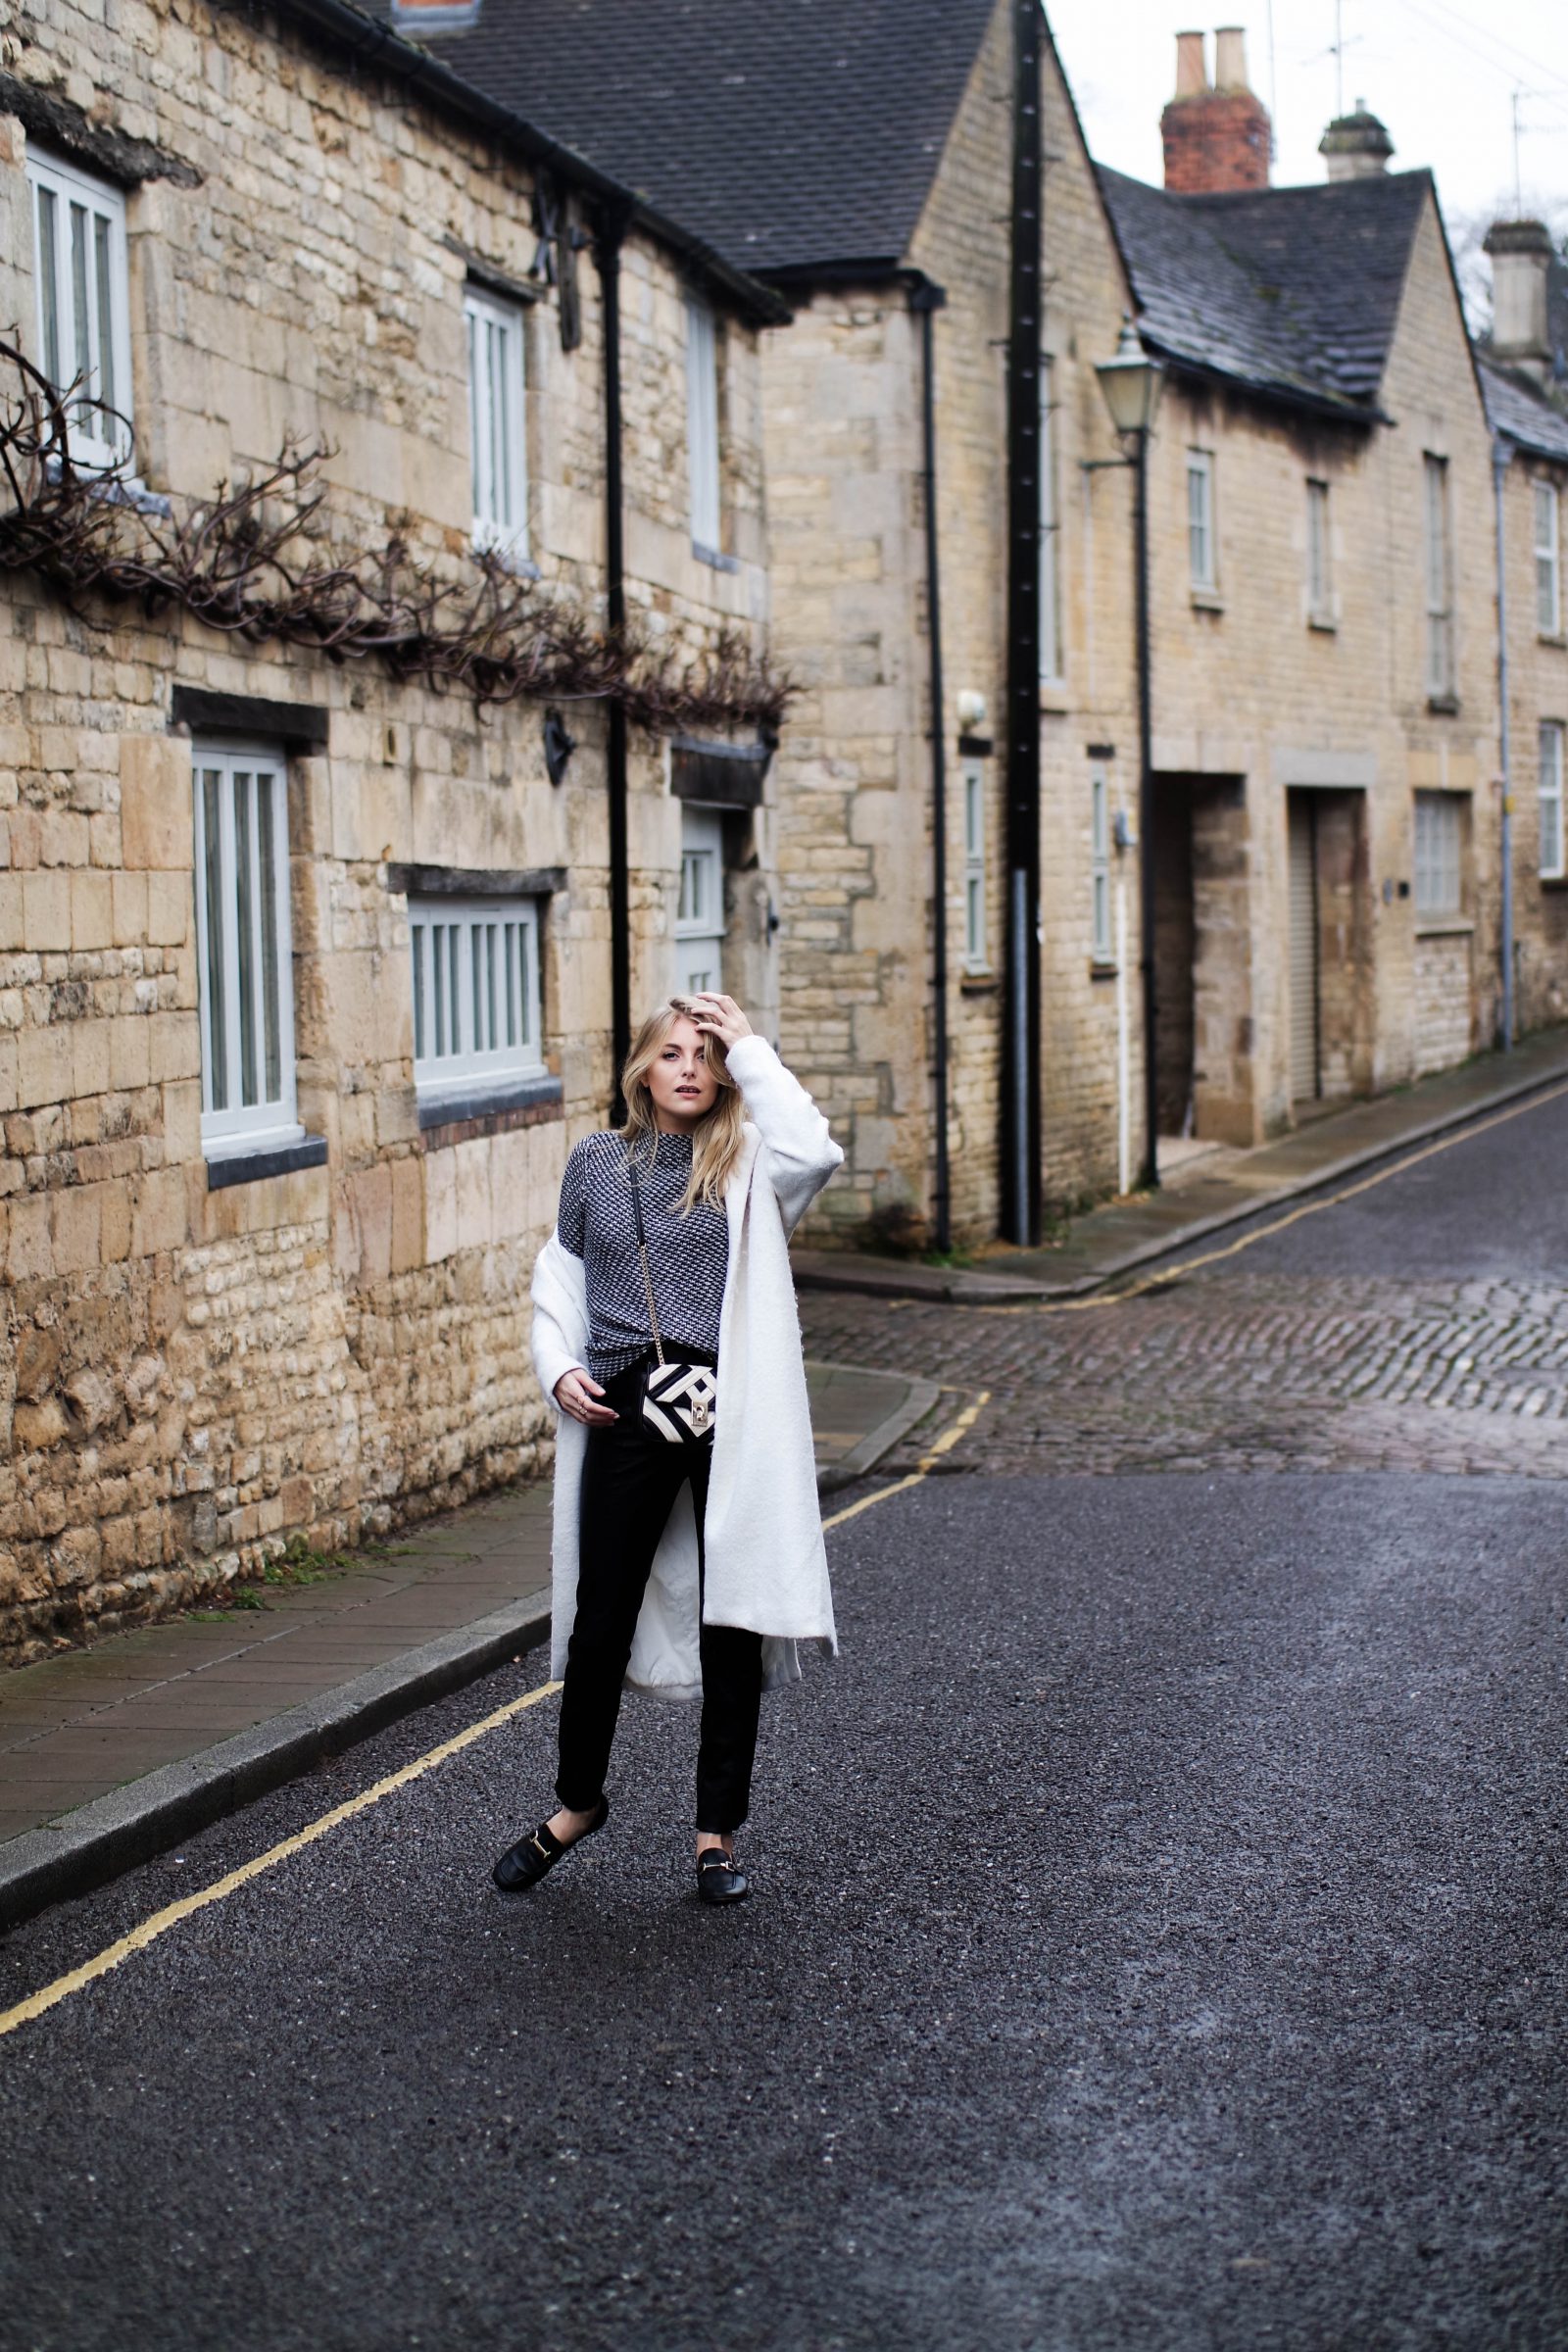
{"left": 800, "top": 1269, "right": 1568, "bottom": 1480}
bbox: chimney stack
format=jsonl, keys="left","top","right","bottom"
{"left": 1161, "top": 26, "right": 1272, "bottom": 195}
{"left": 1319, "top": 100, "right": 1395, "bottom": 180}
{"left": 1485, "top": 218, "right": 1553, "bottom": 383}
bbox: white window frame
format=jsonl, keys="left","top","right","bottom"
{"left": 409, "top": 894, "right": 544, "bottom": 1102}
{"left": 961, "top": 759, "right": 988, "bottom": 970}
{"left": 465, "top": 283, "right": 529, "bottom": 557}
{"left": 192, "top": 743, "right": 303, "bottom": 1159}
{"left": 1090, "top": 766, "right": 1113, "bottom": 964}
{"left": 1535, "top": 481, "right": 1561, "bottom": 638}
{"left": 685, "top": 295, "right": 722, "bottom": 558}
{"left": 1413, "top": 791, "right": 1463, "bottom": 919}
{"left": 675, "top": 806, "right": 725, "bottom": 996}
{"left": 1039, "top": 357, "right": 1063, "bottom": 682}
{"left": 26, "top": 147, "right": 133, "bottom": 471}
{"left": 1540, "top": 722, "right": 1565, "bottom": 882}
{"left": 1306, "top": 477, "right": 1333, "bottom": 623}
{"left": 1423, "top": 454, "right": 1455, "bottom": 698}
{"left": 1187, "top": 450, "right": 1216, "bottom": 592}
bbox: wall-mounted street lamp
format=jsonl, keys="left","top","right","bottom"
{"left": 1091, "top": 316, "right": 1164, "bottom": 1190}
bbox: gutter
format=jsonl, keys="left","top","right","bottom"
{"left": 1003, "top": 0, "right": 1043, "bottom": 1245}
{"left": 226, "top": 0, "right": 790, "bottom": 328}
{"left": 1141, "top": 344, "right": 1391, "bottom": 429}
{"left": 908, "top": 273, "right": 952, "bottom": 1254}
{"left": 596, "top": 204, "right": 634, "bottom": 1120}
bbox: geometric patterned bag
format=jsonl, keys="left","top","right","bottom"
{"left": 627, "top": 1160, "right": 718, "bottom": 1446}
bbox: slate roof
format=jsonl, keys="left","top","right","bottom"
{"left": 1097, "top": 165, "right": 1435, "bottom": 419}
{"left": 365, "top": 0, "right": 999, "bottom": 276}
{"left": 1479, "top": 359, "right": 1568, "bottom": 466}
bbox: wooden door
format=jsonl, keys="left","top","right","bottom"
{"left": 1288, "top": 793, "right": 1320, "bottom": 1103}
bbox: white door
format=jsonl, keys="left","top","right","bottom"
{"left": 675, "top": 807, "right": 724, "bottom": 997}
{"left": 1288, "top": 794, "right": 1319, "bottom": 1102}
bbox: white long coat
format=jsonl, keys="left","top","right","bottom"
{"left": 530, "top": 1035, "right": 844, "bottom": 1701}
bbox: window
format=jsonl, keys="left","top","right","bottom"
{"left": 961, "top": 760, "right": 987, "bottom": 969}
{"left": 675, "top": 806, "right": 724, "bottom": 995}
{"left": 1413, "top": 791, "right": 1463, "bottom": 918}
{"left": 1187, "top": 451, "right": 1216, "bottom": 592}
{"left": 1090, "top": 767, "right": 1113, "bottom": 963}
{"left": 1536, "top": 482, "right": 1561, "bottom": 637}
{"left": 685, "top": 296, "right": 721, "bottom": 556}
{"left": 1306, "top": 478, "right": 1332, "bottom": 623}
{"left": 409, "top": 896, "right": 543, "bottom": 1100}
{"left": 465, "top": 284, "right": 528, "bottom": 555}
{"left": 1541, "top": 723, "right": 1566, "bottom": 881}
{"left": 193, "top": 745, "right": 302, "bottom": 1157}
{"left": 1423, "top": 455, "right": 1454, "bottom": 698}
{"left": 1039, "top": 358, "right": 1062, "bottom": 681}
{"left": 27, "top": 148, "right": 132, "bottom": 470}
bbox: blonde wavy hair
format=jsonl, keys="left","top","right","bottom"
{"left": 620, "top": 999, "right": 748, "bottom": 1210}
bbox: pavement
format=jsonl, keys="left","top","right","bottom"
{"left": 791, "top": 1019, "right": 1568, "bottom": 1303}
{"left": 0, "top": 1358, "right": 938, "bottom": 1932}
{"left": 1, "top": 1072, "right": 1564, "bottom": 2347}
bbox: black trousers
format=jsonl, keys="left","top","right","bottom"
{"left": 555, "top": 1357, "right": 764, "bottom": 1835}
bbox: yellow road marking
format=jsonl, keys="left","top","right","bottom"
{"left": 822, "top": 1387, "right": 991, "bottom": 1528}
{"left": 0, "top": 1390, "right": 992, "bottom": 2042}
{"left": 990, "top": 1078, "right": 1568, "bottom": 1317}
{"left": 0, "top": 1678, "right": 562, "bottom": 2043}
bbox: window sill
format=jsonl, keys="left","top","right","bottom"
{"left": 692, "top": 543, "right": 740, "bottom": 574}
{"left": 1539, "top": 873, "right": 1568, "bottom": 890}
{"left": 1426, "top": 693, "right": 1460, "bottom": 716}
{"left": 1190, "top": 586, "right": 1224, "bottom": 612}
{"left": 417, "top": 1070, "right": 564, "bottom": 1143}
{"left": 1039, "top": 684, "right": 1071, "bottom": 715}
{"left": 1089, "top": 959, "right": 1118, "bottom": 980}
{"left": 1413, "top": 915, "right": 1474, "bottom": 938}
{"left": 206, "top": 1133, "right": 328, "bottom": 1190}
{"left": 1307, "top": 612, "right": 1338, "bottom": 634}
{"left": 958, "top": 970, "right": 998, "bottom": 996}
{"left": 1538, "top": 632, "right": 1567, "bottom": 650}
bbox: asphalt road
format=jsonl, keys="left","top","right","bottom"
{"left": 2, "top": 1101, "right": 1567, "bottom": 2352}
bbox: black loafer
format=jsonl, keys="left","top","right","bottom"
{"left": 492, "top": 1795, "right": 609, "bottom": 1892}
{"left": 695, "top": 1846, "right": 750, "bottom": 1905}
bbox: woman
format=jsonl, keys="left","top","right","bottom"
{"left": 493, "top": 991, "right": 843, "bottom": 1905}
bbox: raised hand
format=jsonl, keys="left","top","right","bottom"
{"left": 686, "top": 992, "right": 754, "bottom": 1053}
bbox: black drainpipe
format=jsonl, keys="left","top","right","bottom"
{"left": 908, "top": 274, "right": 952, "bottom": 1255}
{"left": 595, "top": 201, "right": 633, "bottom": 1122}
{"left": 1003, "top": 0, "right": 1043, "bottom": 1245}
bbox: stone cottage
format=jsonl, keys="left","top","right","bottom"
{"left": 394, "top": 0, "right": 1149, "bottom": 1247}
{"left": 0, "top": 0, "right": 787, "bottom": 1656}
{"left": 1101, "top": 40, "right": 1505, "bottom": 1148}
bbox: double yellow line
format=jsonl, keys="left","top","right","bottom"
{"left": 0, "top": 1391, "right": 988, "bottom": 2044}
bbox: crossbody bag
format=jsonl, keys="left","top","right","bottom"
{"left": 627, "top": 1159, "right": 719, "bottom": 1446}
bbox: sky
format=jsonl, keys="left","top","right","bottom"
{"left": 1046, "top": 0, "right": 1568, "bottom": 241}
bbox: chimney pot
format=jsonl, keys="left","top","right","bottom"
{"left": 1174, "top": 29, "right": 1208, "bottom": 97}
{"left": 1485, "top": 217, "right": 1553, "bottom": 381}
{"left": 1213, "top": 27, "right": 1249, "bottom": 90}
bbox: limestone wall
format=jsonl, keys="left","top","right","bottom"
{"left": 0, "top": 0, "right": 774, "bottom": 1658}
{"left": 1499, "top": 452, "right": 1568, "bottom": 1034}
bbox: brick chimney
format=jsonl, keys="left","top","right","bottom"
{"left": 1160, "top": 27, "right": 1272, "bottom": 195}
{"left": 1319, "top": 100, "right": 1395, "bottom": 181}
{"left": 1484, "top": 218, "right": 1554, "bottom": 383}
